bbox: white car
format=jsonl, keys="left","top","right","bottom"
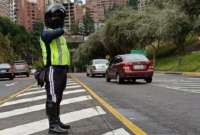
{"left": 86, "top": 59, "right": 109, "bottom": 77}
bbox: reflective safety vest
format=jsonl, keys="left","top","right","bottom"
{"left": 40, "top": 35, "right": 70, "bottom": 66}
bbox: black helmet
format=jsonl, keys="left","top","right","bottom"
{"left": 45, "top": 3, "right": 66, "bottom": 29}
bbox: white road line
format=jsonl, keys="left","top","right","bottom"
{"left": 102, "top": 128, "right": 130, "bottom": 135}
{"left": 66, "top": 85, "right": 82, "bottom": 89}
{"left": 0, "top": 95, "right": 92, "bottom": 119}
{"left": 66, "top": 82, "right": 78, "bottom": 86}
{"left": 0, "top": 106, "right": 106, "bottom": 135}
{"left": 1, "top": 89, "right": 86, "bottom": 107}
{"left": 29, "top": 87, "right": 44, "bottom": 91}
{"left": 152, "top": 84, "right": 200, "bottom": 94}
{"left": 18, "top": 89, "right": 45, "bottom": 97}
{"left": 5, "top": 82, "right": 16, "bottom": 87}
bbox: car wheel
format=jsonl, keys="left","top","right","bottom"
{"left": 9, "top": 76, "right": 14, "bottom": 80}
{"left": 116, "top": 74, "right": 124, "bottom": 84}
{"left": 86, "top": 73, "right": 89, "bottom": 77}
{"left": 26, "top": 73, "right": 30, "bottom": 77}
{"left": 145, "top": 77, "right": 152, "bottom": 83}
{"left": 106, "top": 74, "right": 111, "bottom": 82}
{"left": 131, "top": 79, "right": 136, "bottom": 83}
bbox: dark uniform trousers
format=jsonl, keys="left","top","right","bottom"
{"left": 45, "top": 66, "right": 67, "bottom": 126}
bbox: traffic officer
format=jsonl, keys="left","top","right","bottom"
{"left": 40, "top": 3, "right": 70, "bottom": 134}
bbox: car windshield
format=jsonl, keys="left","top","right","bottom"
{"left": 122, "top": 54, "right": 149, "bottom": 62}
{"left": 0, "top": 64, "right": 10, "bottom": 68}
{"left": 94, "top": 60, "right": 109, "bottom": 64}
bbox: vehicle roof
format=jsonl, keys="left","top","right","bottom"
{"left": 92, "top": 59, "right": 108, "bottom": 61}
{"left": 14, "top": 60, "right": 26, "bottom": 63}
{"left": 0, "top": 63, "right": 10, "bottom": 65}
{"left": 118, "top": 54, "right": 147, "bottom": 58}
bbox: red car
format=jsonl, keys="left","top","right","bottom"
{"left": 106, "top": 54, "right": 154, "bottom": 84}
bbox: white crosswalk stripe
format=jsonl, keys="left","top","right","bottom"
{"left": 0, "top": 82, "right": 130, "bottom": 135}
{"left": 18, "top": 89, "right": 45, "bottom": 97}
{"left": 102, "top": 128, "right": 130, "bottom": 135}
{"left": 66, "top": 82, "right": 79, "bottom": 86}
{"left": 0, "top": 95, "right": 93, "bottom": 119}
{"left": 0, "top": 106, "right": 106, "bottom": 135}
{"left": 1, "top": 89, "right": 86, "bottom": 107}
{"left": 152, "top": 74, "right": 200, "bottom": 94}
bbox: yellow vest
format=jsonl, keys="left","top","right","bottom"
{"left": 40, "top": 35, "right": 70, "bottom": 66}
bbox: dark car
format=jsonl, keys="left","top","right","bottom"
{"left": 0, "top": 63, "right": 15, "bottom": 80}
{"left": 106, "top": 54, "right": 154, "bottom": 84}
{"left": 13, "top": 60, "right": 30, "bottom": 77}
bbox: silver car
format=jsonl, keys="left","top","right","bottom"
{"left": 86, "top": 59, "right": 109, "bottom": 77}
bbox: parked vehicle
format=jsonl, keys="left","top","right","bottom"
{"left": 13, "top": 60, "right": 30, "bottom": 77}
{"left": 0, "top": 63, "right": 15, "bottom": 80}
{"left": 86, "top": 59, "right": 109, "bottom": 77}
{"left": 106, "top": 54, "right": 154, "bottom": 84}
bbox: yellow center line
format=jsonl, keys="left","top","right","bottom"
{"left": 0, "top": 83, "right": 35, "bottom": 106}
{"left": 70, "top": 75, "right": 148, "bottom": 135}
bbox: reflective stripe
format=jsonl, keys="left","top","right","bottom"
{"left": 56, "top": 38, "right": 62, "bottom": 65}
{"left": 40, "top": 39, "right": 47, "bottom": 65}
{"left": 49, "top": 67, "right": 56, "bottom": 102}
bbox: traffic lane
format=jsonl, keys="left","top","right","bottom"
{"left": 0, "top": 79, "right": 132, "bottom": 135}
{"left": 72, "top": 73, "right": 200, "bottom": 135}
{"left": 0, "top": 75, "right": 35, "bottom": 99}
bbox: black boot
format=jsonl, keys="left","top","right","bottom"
{"left": 46, "top": 101, "right": 68, "bottom": 134}
{"left": 56, "top": 104, "right": 71, "bottom": 129}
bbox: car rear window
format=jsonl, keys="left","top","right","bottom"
{"left": 122, "top": 54, "right": 149, "bottom": 62}
{"left": 94, "top": 60, "right": 109, "bottom": 64}
{"left": 0, "top": 64, "right": 10, "bottom": 68}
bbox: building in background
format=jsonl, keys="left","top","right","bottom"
{"left": 9, "top": 0, "right": 17, "bottom": 22}
{"left": 63, "top": 2, "right": 75, "bottom": 32}
{"left": 15, "top": 0, "right": 45, "bottom": 31}
{"left": 0, "top": 0, "right": 11, "bottom": 17}
{"left": 86, "top": 0, "right": 128, "bottom": 29}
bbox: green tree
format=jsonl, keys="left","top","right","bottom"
{"left": 82, "top": 9, "right": 95, "bottom": 36}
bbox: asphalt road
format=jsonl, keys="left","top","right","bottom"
{"left": 0, "top": 75, "right": 35, "bottom": 99}
{"left": 1, "top": 73, "right": 200, "bottom": 135}
{"left": 0, "top": 78, "right": 131, "bottom": 135}
{"left": 73, "top": 73, "right": 200, "bottom": 135}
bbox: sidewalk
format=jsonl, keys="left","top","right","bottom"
{"left": 156, "top": 71, "right": 200, "bottom": 77}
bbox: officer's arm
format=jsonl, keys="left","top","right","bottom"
{"left": 41, "top": 28, "right": 64, "bottom": 43}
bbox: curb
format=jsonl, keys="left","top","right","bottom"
{"left": 156, "top": 71, "right": 200, "bottom": 77}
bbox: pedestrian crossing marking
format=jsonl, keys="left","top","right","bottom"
{"left": 66, "top": 85, "right": 82, "bottom": 89}
{"left": 18, "top": 89, "right": 45, "bottom": 97}
{"left": 102, "top": 128, "right": 130, "bottom": 135}
{"left": 153, "top": 74, "right": 200, "bottom": 94}
{"left": 0, "top": 106, "right": 106, "bottom": 135}
{"left": 18, "top": 83, "right": 82, "bottom": 97}
{"left": 1, "top": 89, "right": 86, "bottom": 107}
{"left": 0, "top": 95, "right": 93, "bottom": 119}
{"left": 66, "top": 82, "right": 78, "bottom": 86}
{"left": 0, "top": 80, "right": 131, "bottom": 135}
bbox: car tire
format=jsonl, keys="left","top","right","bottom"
{"left": 26, "top": 73, "right": 30, "bottom": 77}
{"left": 106, "top": 74, "right": 111, "bottom": 82}
{"left": 91, "top": 73, "right": 95, "bottom": 77}
{"left": 9, "top": 76, "right": 14, "bottom": 80}
{"left": 116, "top": 74, "right": 124, "bottom": 84}
{"left": 145, "top": 77, "right": 152, "bottom": 83}
{"left": 131, "top": 79, "right": 136, "bottom": 83}
{"left": 86, "top": 73, "right": 89, "bottom": 77}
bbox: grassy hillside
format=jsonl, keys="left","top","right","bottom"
{"left": 156, "top": 52, "right": 200, "bottom": 72}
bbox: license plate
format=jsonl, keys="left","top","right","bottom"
{"left": 0, "top": 70, "right": 7, "bottom": 73}
{"left": 134, "top": 65, "right": 145, "bottom": 70}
